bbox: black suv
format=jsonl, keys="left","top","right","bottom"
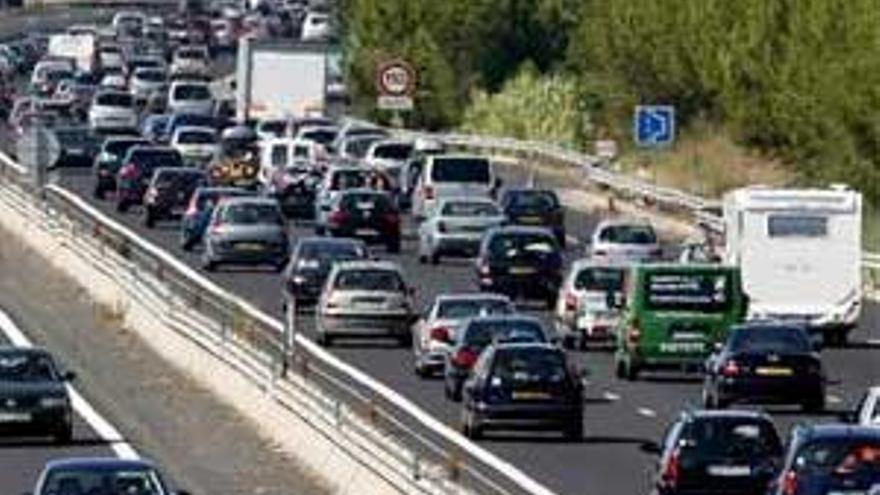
{"left": 703, "top": 323, "right": 824, "bottom": 411}
{"left": 500, "top": 188, "right": 566, "bottom": 247}
{"left": 652, "top": 409, "right": 783, "bottom": 495}
{"left": 475, "top": 226, "right": 563, "bottom": 308}
{"left": 460, "top": 342, "right": 583, "bottom": 441}
{"left": 143, "top": 167, "right": 208, "bottom": 227}
{"left": 326, "top": 189, "right": 402, "bottom": 253}
{"left": 282, "top": 237, "right": 369, "bottom": 308}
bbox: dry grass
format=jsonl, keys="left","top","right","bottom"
{"left": 619, "top": 128, "right": 793, "bottom": 198}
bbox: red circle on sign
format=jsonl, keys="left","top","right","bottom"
{"left": 377, "top": 60, "right": 416, "bottom": 97}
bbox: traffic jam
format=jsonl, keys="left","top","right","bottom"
{"left": 0, "top": 0, "right": 878, "bottom": 493}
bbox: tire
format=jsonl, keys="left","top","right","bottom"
{"left": 387, "top": 236, "right": 401, "bottom": 254}
{"left": 418, "top": 253, "right": 428, "bottom": 264}
{"left": 562, "top": 335, "right": 576, "bottom": 351}
{"left": 546, "top": 294, "right": 558, "bottom": 310}
{"left": 414, "top": 360, "right": 430, "bottom": 378}
{"left": 823, "top": 329, "right": 847, "bottom": 348}
{"left": 116, "top": 199, "right": 129, "bottom": 213}
{"left": 702, "top": 383, "right": 717, "bottom": 409}
{"left": 803, "top": 394, "right": 825, "bottom": 413}
{"left": 144, "top": 209, "right": 156, "bottom": 228}
{"left": 53, "top": 423, "right": 73, "bottom": 444}
{"left": 461, "top": 409, "right": 482, "bottom": 440}
{"left": 202, "top": 257, "right": 216, "bottom": 272}
{"left": 430, "top": 252, "right": 440, "bottom": 265}
{"left": 398, "top": 331, "right": 413, "bottom": 348}
{"left": 315, "top": 225, "right": 325, "bottom": 236}
{"left": 316, "top": 332, "right": 332, "bottom": 347}
{"left": 93, "top": 184, "right": 105, "bottom": 200}
{"left": 445, "top": 378, "right": 462, "bottom": 402}
{"left": 616, "top": 357, "right": 638, "bottom": 381}
{"left": 181, "top": 237, "right": 196, "bottom": 252}
{"left": 564, "top": 417, "right": 583, "bottom": 442}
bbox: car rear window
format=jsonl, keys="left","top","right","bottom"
{"left": 301, "top": 242, "right": 366, "bottom": 262}
{"left": 330, "top": 170, "right": 367, "bottom": 190}
{"left": 130, "top": 150, "right": 183, "bottom": 169}
{"left": 373, "top": 143, "right": 413, "bottom": 160}
{"left": 177, "top": 130, "right": 215, "bottom": 144}
{"left": 334, "top": 269, "right": 405, "bottom": 291}
{"left": 796, "top": 438, "right": 880, "bottom": 474}
{"left": 173, "top": 84, "right": 210, "bottom": 100}
{"left": 0, "top": 352, "right": 57, "bottom": 382}
{"left": 729, "top": 326, "right": 811, "bottom": 354}
{"left": 430, "top": 158, "right": 490, "bottom": 184}
{"left": 490, "top": 348, "right": 566, "bottom": 383}
{"left": 220, "top": 203, "right": 283, "bottom": 226}
{"left": 598, "top": 224, "right": 657, "bottom": 244}
{"left": 505, "top": 190, "right": 559, "bottom": 211}
{"left": 574, "top": 267, "right": 624, "bottom": 292}
{"left": 260, "top": 121, "right": 287, "bottom": 136}
{"left": 462, "top": 320, "right": 545, "bottom": 348}
{"left": 135, "top": 69, "right": 165, "bottom": 82}
{"left": 437, "top": 299, "right": 512, "bottom": 319}
{"left": 301, "top": 129, "right": 336, "bottom": 145}
{"left": 488, "top": 233, "right": 558, "bottom": 260}
{"left": 96, "top": 92, "right": 133, "bottom": 107}
{"left": 681, "top": 418, "right": 782, "bottom": 460}
{"left": 441, "top": 201, "right": 499, "bottom": 217}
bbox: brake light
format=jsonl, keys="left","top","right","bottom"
{"left": 478, "top": 263, "right": 491, "bottom": 276}
{"left": 424, "top": 185, "right": 434, "bottom": 200}
{"left": 452, "top": 348, "right": 479, "bottom": 368}
{"left": 782, "top": 470, "right": 798, "bottom": 495}
{"left": 211, "top": 224, "right": 227, "bottom": 235}
{"left": 565, "top": 292, "right": 578, "bottom": 312}
{"left": 329, "top": 210, "right": 348, "bottom": 225}
{"left": 437, "top": 221, "right": 447, "bottom": 233}
{"left": 384, "top": 212, "right": 400, "bottom": 226}
{"left": 119, "top": 163, "right": 138, "bottom": 179}
{"left": 722, "top": 360, "right": 742, "bottom": 377}
{"left": 661, "top": 449, "right": 681, "bottom": 489}
{"left": 430, "top": 326, "right": 451, "bottom": 343}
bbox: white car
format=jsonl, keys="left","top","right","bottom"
{"left": 412, "top": 293, "right": 514, "bottom": 377}
{"left": 587, "top": 219, "right": 661, "bottom": 263}
{"left": 99, "top": 74, "right": 128, "bottom": 91}
{"left": 411, "top": 155, "right": 497, "bottom": 222}
{"left": 301, "top": 11, "right": 331, "bottom": 41}
{"left": 258, "top": 137, "right": 324, "bottom": 190}
{"left": 170, "top": 45, "right": 210, "bottom": 77}
{"left": 365, "top": 139, "right": 414, "bottom": 168}
{"left": 855, "top": 387, "right": 880, "bottom": 427}
{"left": 97, "top": 45, "right": 125, "bottom": 74}
{"left": 129, "top": 67, "right": 167, "bottom": 102}
{"left": 417, "top": 197, "right": 506, "bottom": 264}
{"left": 88, "top": 90, "right": 137, "bottom": 131}
{"left": 553, "top": 260, "right": 625, "bottom": 349}
{"left": 29, "top": 59, "right": 75, "bottom": 94}
{"left": 171, "top": 126, "right": 219, "bottom": 166}
{"left": 167, "top": 81, "right": 214, "bottom": 116}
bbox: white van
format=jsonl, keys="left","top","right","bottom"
{"left": 723, "top": 185, "right": 862, "bottom": 345}
{"left": 411, "top": 155, "right": 497, "bottom": 221}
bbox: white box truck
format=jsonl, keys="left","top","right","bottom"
{"left": 236, "top": 38, "right": 331, "bottom": 122}
{"left": 48, "top": 34, "right": 97, "bottom": 74}
{"left": 723, "top": 185, "right": 862, "bottom": 345}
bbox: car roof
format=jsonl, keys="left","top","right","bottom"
{"left": 464, "top": 314, "right": 544, "bottom": 326}
{"left": 174, "top": 125, "right": 216, "bottom": 135}
{"left": 332, "top": 260, "right": 401, "bottom": 272}
{"left": 487, "top": 225, "right": 556, "bottom": 237}
{"left": 435, "top": 293, "right": 511, "bottom": 303}
{"left": 682, "top": 409, "right": 773, "bottom": 422}
{"left": 44, "top": 457, "right": 157, "bottom": 472}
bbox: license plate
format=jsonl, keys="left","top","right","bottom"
{"left": 659, "top": 342, "right": 704, "bottom": 353}
{"left": 0, "top": 412, "right": 31, "bottom": 422}
{"left": 672, "top": 332, "right": 704, "bottom": 341}
{"left": 518, "top": 216, "right": 542, "bottom": 224}
{"left": 509, "top": 266, "right": 536, "bottom": 275}
{"left": 756, "top": 367, "right": 793, "bottom": 376}
{"left": 236, "top": 243, "right": 264, "bottom": 251}
{"left": 707, "top": 465, "right": 751, "bottom": 477}
{"left": 829, "top": 492, "right": 866, "bottom": 495}
{"left": 355, "top": 228, "right": 378, "bottom": 236}
{"left": 513, "top": 391, "right": 550, "bottom": 400}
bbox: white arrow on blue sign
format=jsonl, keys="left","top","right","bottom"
{"left": 634, "top": 105, "right": 676, "bottom": 147}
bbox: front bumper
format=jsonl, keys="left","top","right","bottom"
{"left": 207, "top": 242, "right": 288, "bottom": 265}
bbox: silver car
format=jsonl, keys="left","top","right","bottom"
{"left": 417, "top": 197, "right": 506, "bottom": 264}
{"left": 587, "top": 219, "right": 661, "bottom": 263}
{"left": 202, "top": 197, "right": 290, "bottom": 272}
{"left": 314, "top": 166, "right": 370, "bottom": 234}
{"left": 553, "top": 259, "right": 625, "bottom": 349}
{"left": 129, "top": 67, "right": 167, "bottom": 103}
{"left": 412, "top": 293, "right": 514, "bottom": 377}
{"left": 315, "top": 261, "right": 416, "bottom": 347}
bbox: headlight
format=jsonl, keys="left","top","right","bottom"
{"left": 40, "top": 397, "right": 67, "bottom": 408}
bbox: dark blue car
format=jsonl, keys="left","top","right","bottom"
{"left": 162, "top": 113, "right": 217, "bottom": 142}
{"left": 180, "top": 186, "right": 254, "bottom": 251}
{"left": 500, "top": 188, "right": 566, "bottom": 248}
{"left": 31, "top": 457, "right": 187, "bottom": 495}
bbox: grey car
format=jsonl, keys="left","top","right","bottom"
{"left": 315, "top": 260, "right": 416, "bottom": 347}
{"left": 313, "top": 166, "right": 370, "bottom": 234}
{"left": 412, "top": 293, "right": 515, "bottom": 377}
{"left": 417, "top": 197, "right": 507, "bottom": 264}
{"left": 587, "top": 219, "right": 662, "bottom": 263}
{"left": 202, "top": 197, "right": 290, "bottom": 272}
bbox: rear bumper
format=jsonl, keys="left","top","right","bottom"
{"left": 207, "top": 244, "right": 288, "bottom": 265}
{"left": 718, "top": 375, "right": 823, "bottom": 404}
{"left": 433, "top": 235, "right": 482, "bottom": 256}
{"left": 471, "top": 402, "right": 581, "bottom": 429}
{"left": 478, "top": 273, "right": 560, "bottom": 297}
{"left": 318, "top": 314, "right": 413, "bottom": 337}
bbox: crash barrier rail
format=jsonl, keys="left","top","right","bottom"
{"left": 0, "top": 149, "right": 556, "bottom": 495}
{"left": 395, "top": 129, "right": 880, "bottom": 295}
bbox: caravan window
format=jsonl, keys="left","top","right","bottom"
{"left": 270, "top": 144, "right": 288, "bottom": 167}
{"left": 767, "top": 215, "right": 827, "bottom": 238}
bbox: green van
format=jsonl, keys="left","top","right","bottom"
{"left": 612, "top": 264, "right": 747, "bottom": 380}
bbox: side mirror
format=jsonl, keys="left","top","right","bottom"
{"left": 712, "top": 342, "right": 724, "bottom": 353}
{"left": 62, "top": 371, "right": 77, "bottom": 382}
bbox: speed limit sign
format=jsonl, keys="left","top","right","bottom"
{"left": 377, "top": 60, "right": 415, "bottom": 111}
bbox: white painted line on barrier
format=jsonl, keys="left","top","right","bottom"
{"left": 637, "top": 407, "right": 657, "bottom": 418}
{"left": 0, "top": 307, "right": 139, "bottom": 460}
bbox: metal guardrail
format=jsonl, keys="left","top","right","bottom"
{"left": 0, "top": 149, "right": 556, "bottom": 495}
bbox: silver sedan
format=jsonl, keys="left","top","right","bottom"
{"left": 202, "top": 197, "right": 290, "bottom": 272}
{"left": 417, "top": 197, "right": 506, "bottom": 264}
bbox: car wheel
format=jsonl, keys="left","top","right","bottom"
{"left": 315, "top": 225, "right": 325, "bottom": 236}
{"left": 116, "top": 199, "right": 129, "bottom": 213}
{"left": 92, "top": 184, "right": 105, "bottom": 200}
{"left": 418, "top": 253, "right": 428, "bottom": 264}
{"left": 616, "top": 357, "right": 638, "bottom": 381}
{"left": 803, "top": 395, "right": 825, "bottom": 413}
{"left": 564, "top": 417, "right": 583, "bottom": 442}
{"left": 461, "top": 408, "right": 482, "bottom": 440}
{"left": 562, "top": 335, "right": 576, "bottom": 350}
{"left": 430, "top": 252, "right": 440, "bottom": 265}
{"left": 53, "top": 422, "right": 73, "bottom": 444}
{"left": 823, "top": 329, "right": 847, "bottom": 348}
{"left": 144, "top": 209, "right": 156, "bottom": 228}
{"left": 701, "top": 383, "right": 717, "bottom": 409}
{"left": 387, "top": 237, "right": 401, "bottom": 254}
{"left": 316, "top": 332, "right": 332, "bottom": 347}
{"left": 181, "top": 237, "right": 196, "bottom": 252}
{"left": 202, "top": 257, "right": 216, "bottom": 272}
{"left": 398, "top": 331, "right": 413, "bottom": 348}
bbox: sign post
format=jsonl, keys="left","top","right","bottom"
{"left": 376, "top": 59, "right": 416, "bottom": 127}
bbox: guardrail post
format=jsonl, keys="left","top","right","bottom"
{"left": 411, "top": 452, "right": 421, "bottom": 481}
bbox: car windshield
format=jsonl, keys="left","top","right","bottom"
{"left": 491, "top": 348, "right": 567, "bottom": 383}
{"left": 334, "top": 269, "right": 405, "bottom": 291}
{"left": 574, "top": 266, "right": 624, "bottom": 292}
{"left": 488, "top": 233, "right": 557, "bottom": 259}
{"left": 431, "top": 158, "right": 490, "bottom": 183}
{"left": 96, "top": 93, "right": 133, "bottom": 107}
{"left": 681, "top": 418, "right": 782, "bottom": 460}
{"left": 441, "top": 201, "right": 499, "bottom": 217}
{"left": 0, "top": 352, "right": 57, "bottom": 382}
{"left": 41, "top": 468, "right": 167, "bottom": 495}
{"left": 506, "top": 190, "right": 559, "bottom": 211}
{"left": 330, "top": 170, "right": 367, "bottom": 190}
{"left": 135, "top": 69, "right": 165, "bottom": 82}
{"left": 173, "top": 84, "right": 210, "bottom": 100}
{"left": 437, "top": 299, "right": 512, "bottom": 319}
{"left": 796, "top": 439, "right": 880, "bottom": 475}
{"left": 220, "top": 203, "right": 283, "bottom": 226}
{"left": 373, "top": 143, "right": 412, "bottom": 160}
{"left": 177, "top": 130, "right": 215, "bottom": 144}
{"left": 462, "top": 320, "right": 545, "bottom": 349}
{"left": 301, "top": 242, "right": 365, "bottom": 263}
{"left": 598, "top": 224, "right": 657, "bottom": 244}
{"left": 730, "top": 326, "right": 812, "bottom": 354}
{"left": 130, "top": 150, "right": 183, "bottom": 169}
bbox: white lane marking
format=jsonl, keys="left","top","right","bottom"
{"left": 866, "top": 339, "right": 880, "bottom": 347}
{"left": 0, "top": 308, "right": 139, "bottom": 460}
{"left": 637, "top": 407, "right": 657, "bottom": 418}
{"left": 602, "top": 390, "right": 621, "bottom": 402}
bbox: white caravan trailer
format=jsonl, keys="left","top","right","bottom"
{"left": 723, "top": 185, "right": 862, "bottom": 345}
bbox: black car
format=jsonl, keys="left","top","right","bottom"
{"left": 143, "top": 167, "right": 208, "bottom": 227}
{"left": 444, "top": 315, "right": 550, "bottom": 401}
{"left": 768, "top": 424, "right": 880, "bottom": 495}
{"left": 460, "top": 342, "right": 583, "bottom": 441}
{"left": 32, "top": 458, "right": 184, "bottom": 495}
{"left": 0, "top": 347, "right": 75, "bottom": 443}
{"left": 475, "top": 226, "right": 563, "bottom": 308}
{"left": 326, "top": 189, "right": 402, "bottom": 253}
{"left": 92, "top": 136, "right": 149, "bottom": 200}
{"left": 116, "top": 146, "right": 185, "bottom": 212}
{"left": 500, "top": 188, "right": 566, "bottom": 247}
{"left": 282, "top": 237, "right": 369, "bottom": 308}
{"left": 703, "top": 323, "right": 824, "bottom": 411}
{"left": 271, "top": 165, "right": 323, "bottom": 219}
{"left": 50, "top": 126, "right": 102, "bottom": 168}
{"left": 652, "top": 409, "right": 783, "bottom": 495}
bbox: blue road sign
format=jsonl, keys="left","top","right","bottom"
{"left": 635, "top": 105, "right": 676, "bottom": 146}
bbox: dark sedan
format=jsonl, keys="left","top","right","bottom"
{"left": 31, "top": 457, "right": 185, "bottom": 495}
{"left": 282, "top": 237, "right": 369, "bottom": 308}
{"left": 143, "top": 167, "right": 208, "bottom": 227}
{"left": 500, "top": 188, "right": 566, "bottom": 247}
{"left": 116, "top": 146, "right": 184, "bottom": 213}
{"left": 702, "top": 323, "right": 825, "bottom": 411}
{"left": 50, "top": 126, "right": 102, "bottom": 168}
{"left": 91, "top": 136, "right": 149, "bottom": 200}
{"left": 0, "top": 346, "right": 75, "bottom": 443}
{"left": 326, "top": 189, "right": 402, "bottom": 253}
{"left": 461, "top": 342, "right": 583, "bottom": 441}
